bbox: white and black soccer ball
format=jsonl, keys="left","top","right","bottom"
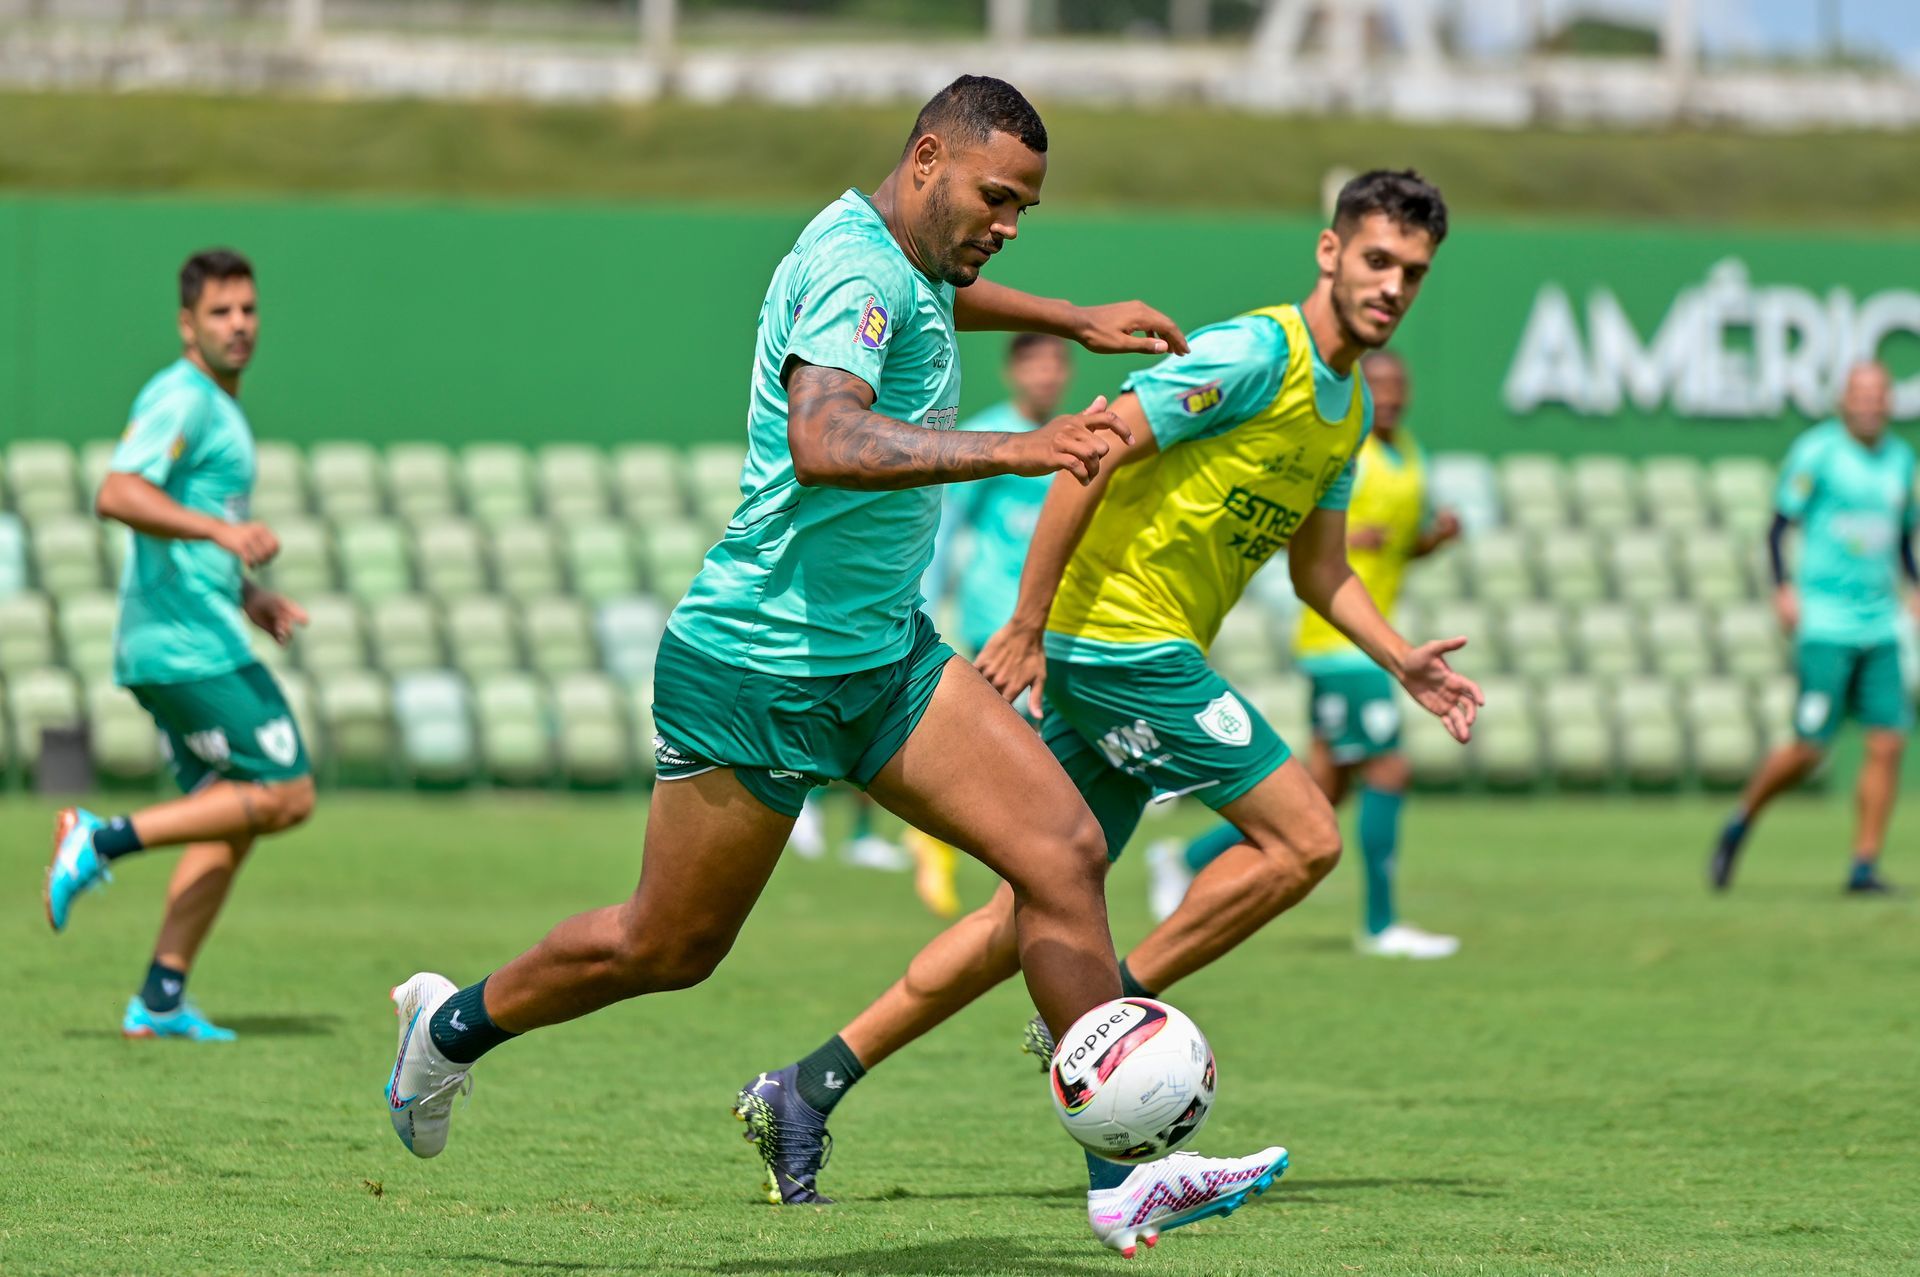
{"left": 1048, "top": 997, "right": 1215, "bottom": 1164}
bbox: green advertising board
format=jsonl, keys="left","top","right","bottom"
{"left": 3, "top": 194, "right": 1917, "bottom": 459}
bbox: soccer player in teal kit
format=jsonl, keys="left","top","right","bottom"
{"left": 1711, "top": 361, "right": 1918, "bottom": 894}
{"left": 44, "top": 249, "right": 316, "bottom": 1040}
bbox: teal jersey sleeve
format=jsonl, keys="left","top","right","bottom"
{"left": 1316, "top": 391, "right": 1373, "bottom": 511}
{"left": 1121, "top": 314, "right": 1288, "bottom": 451}
{"left": 784, "top": 232, "right": 915, "bottom": 400}
{"left": 1775, "top": 429, "right": 1828, "bottom": 521}
{"left": 111, "top": 379, "right": 208, "bottom": 486}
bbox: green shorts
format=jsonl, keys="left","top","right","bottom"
{"left": 1308, "top": 665, "right": 1402, "bottom": 764}
{"left": 129, "top": 662, "right": 311, "bottom": 793}
{"left": 1041, "top": 644, "right": 1291, "bottom": 862}
{"left": 651, "top": 612, "right": 956, "bottom": 818}
{"left": 1793, "top": 639, "right": 1911, "bottom": 744}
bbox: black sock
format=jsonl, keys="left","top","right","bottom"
{"left": 92, "top": 817, "right": 144, "bottom": 862}
{"left": 1118, "top": 959, "right": 1156, "bottom": 1000}
{"left": 795, "top": 1034, "right": 866, "bottom": 1115}
{"left": 141, "top": 960, "right": 187, "bottom": 1013}
{"left": 428, "top": 977, "right": 516, "bottom": 1065}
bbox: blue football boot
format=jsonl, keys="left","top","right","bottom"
{"left": 45, "top": 807, "right": 110, "bottom": 932}
{"left": 123, "top": 995, "right": 237, "bottom": 1042}
{"left": 734, "top": 1065, "right": 834, "bottom": 1205}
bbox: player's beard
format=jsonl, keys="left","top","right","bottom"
{"left": 922, "top": 175, "right": 980, "bottom": 288}
{"left": 1329, "top": 279, "right": 1392, "bottom": 352}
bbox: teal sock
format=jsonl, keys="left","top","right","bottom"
{"left": 795, "top": 1034, "right": 866, "bottom": 1115}
{"left": 1850, "top": 856, "right": 1879, "bottom": 887}
{"left": 1086, "top": 1150, "right": 1131, "bottom": 1191}
{"left": 1182, "top": 822, "right": 1242, "bottom": 874}
{"left": 140, "top": 960, "right": 186, "bottom": 1013}
{"left": 1359, "top": 786, "right": 1403, "bottom": 936}
{"left": 92, "top": 817, "right": 145, "bottom": 861}
{"left": 851, "top": 800, "right": 874, "bottom": 841}
{"left": 1118, "top": 959, "right": 1155, "bottom": 1000}
{"left": 429, "top": 977, "right": 516, "bottom": 1065}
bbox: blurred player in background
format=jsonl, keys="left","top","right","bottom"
{"left": 1711, "top": 361, "right": 1916, "bottom": 895}
{"left": 43, "top": 248, "right": 315, "bottom": 1041}
{"left": 1148, "top": 349, "right": 1464, "bottom": 957}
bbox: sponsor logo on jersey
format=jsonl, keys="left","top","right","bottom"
{"left": 1177, "top": 380, "right": 1223, "bottom": 415}
{"left": 184, "top": 728, "right": 231, "bottom": 766}
{"left": 923, "top": 405, "right": 959, "bottom": 431}
{"left": 1194, "top": 693, "right": 1253, "bottom": 748}
{"left": 792, "top": 294, "right": 806, "bottom": 321}
{"left": 856, "top": 296, "right": 890, "bottom": 350}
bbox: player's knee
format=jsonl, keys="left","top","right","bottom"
{"left": 1864, "top": 731, "right": 1905, "bottom": 762}
{"left": 259, "top": 777, "right": 316, "bottom": 832}
{"left": 610, "top": 927, "right": 729, "bottom": 994}
{"left": 1293, "top": 820, "right": 1344, "bottom": 885}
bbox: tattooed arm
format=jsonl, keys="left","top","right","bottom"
{"left": 784, "top": 360, "right": 1131, "bottom": 491}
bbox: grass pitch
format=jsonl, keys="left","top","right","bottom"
{"left": 3, "top": 790, "right": 1916, "bottom": 1275}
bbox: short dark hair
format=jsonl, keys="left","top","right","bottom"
{"left": 180, "top": 248, "right": 254, "bottom": 309}
{"left": 1332, "top": 170, "right": 1448, "bottom": 244}
{"left": 1008, "top": 332, "right": 1067, "bottom": 360}
{"left": 906, "top": 75, "right": 1047, "bottom": 157}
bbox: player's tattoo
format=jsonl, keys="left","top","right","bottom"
{"left": 786, "top": 363, "right": 1008, "bottom": 489}
{"left": 239, "top": 783, "right": 263, "bottom": 834}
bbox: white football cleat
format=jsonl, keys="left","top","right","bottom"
{"left": 385, "top": 972, "right": 473, "bottom": 1158}
{"left": 1356, "top": 923, "right": 1460, "bottom": 960}
{"left": 1088, "top": 1146, "right": 1288, "bottom": 1258}
{"left": 1146, "top": 839, "right": 1193, "bottom": 923}
{"left": 787, "top": 799, "right": 826, "bottom": 860}
{"left": 843, "top": 835, "right": 909, "bottom": 872}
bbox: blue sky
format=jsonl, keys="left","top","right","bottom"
{"left": 1453, "top": 1, "right": 1920, "bottom": 73}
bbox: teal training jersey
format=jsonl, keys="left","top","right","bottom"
{"left": 935, "top": 400, "right": 1051, "bottom": 651}
{"left": 110, "top": 358, "right": 258, "bottom": 686}
{"left": 1775, "top": 419, "right": 1917, "bottom": 647}
{"left": 669, "top": 189, "right": 963, "bottom": 676}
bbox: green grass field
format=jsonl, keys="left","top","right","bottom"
{"left": 5, "top": 791, "right": 1917, "bottom": 1276}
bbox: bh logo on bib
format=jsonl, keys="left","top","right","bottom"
{"left": 257, "top": 717, "right": 299, "bottom": 768}
{"left": 1194, "top": 693, "right": 1252, "bottom": 748}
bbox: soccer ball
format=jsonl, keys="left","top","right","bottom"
{"left": 1048, "top": 997, "right": 1215, "bottom": 1164}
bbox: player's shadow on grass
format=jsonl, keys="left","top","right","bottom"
{"left": 708, "top": 1238, "right": 1110, "bottom": 1275}
{"left": 1282, "top": 1175, "right": 1502, "bottom": 1202}
{"left": 63, "top": 1013, "right": 342, "bottom": 1039}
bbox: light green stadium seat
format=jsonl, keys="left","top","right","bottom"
{"left": 1470, "top": 676, "right": 1539, "bottom": 788}
{"left": 0, "top": 592, "right": 56, "bottom": 674}
{"left": 1210, "top": 606, "right": 1275, "bottom": 682}
{"left": 695, "top": 487, "right": 744, "bottom": 531}
{"left": 56, "top": 591, "right": 117, "bottom": 682}
{"left": 1400, "top": 539, "right": 1466, "bottom": 606}
{"left": 0, "top": 677, "right": 10, "bottom": 773}
{"left": 1242, "top": 674, "right": 1309, "bottom": 754}
{"left": 310, "top": 442, "right": 386, "bottom": 520}
{"left": 387, "top": 443, "right": 460, "bottom": 521}
{"left": 7, "top": 441, "right": 81, "bottom": 523}
{"left": 80, "top": 441, "right": 116, "bottom": 505}
{"left": 1707, "top": 456, "right": 1775, "bottom": 535}
{"left": 1541, "top": 678, "right": 1612, "bottom": 787}
{"left": 266, "top": 518, "right": 336, "bottom": 599}
{"left": 1751, "top": 673, "right": 1797, "bottom": 749}
{"left": 250, "top": 628, "right": 294, "bottom": 672}
{"left": 1641, "top": 455, "right": 1710, "bottom": 532}
{"left": 1403, "top": 702, "right": 1470, "bottom": 788}
{"left": 11, "top": 666, "right": 81, "bottom": 775}
{"left": 552, "top": 670, "right": 633, "bottom": 787}
{"left": 394, "top": 672, "right": 476, "bottom": 786}
{"left": 413, "top": 517, "right": 489, "bottom": 600}
{"left": 1423, "top": 600, "right": 1497, "bottom": 669}
{"left": 253, "top": 440, "right": 308, "bottom": 511}
{"left": 1572, "top": 603, "right": 1645, "bottom": 678}
{"left": 612, "top": 444, "right": 686, "bottom": 521}
{"left": 87, "top": 680, "right": 161, "bottom": 782}
{"left": 295, "top": 595, "right": 367, "bottom": 675}
{"left": 1568, "top": 454, "right": 1639, "bottom": 532}
{"left": 102, "top": 524, "right": 129, "bottom": 582}
{"left": 475, "top": 672, "right": 555, "bottom": 785}
{"left": 461, "top": 444, "right": 535, "bottom": 524}
{"left": 687, "top": 443, "right": 748, "bottom": 505}
{"left": 1678, "top": 528, "right": 1751, "bottom": 604}
{"left": 596, "top": 597, "right": 667, "bottom": 682}
{"left": 31, "top": 516, "right": 104, "bottom": 595}
{"left": 538, "top": 444, "right": 614, "bottom": 523}
{"left": 1612, "top": 676, "right": 1685, "bottom": 788}
{"left": 1608, "top": 530, "right": 1677, "bottom": 605}
{"left": 1428, "top": 452, "right": 1501, "bottom": 533}
{"left": 562, "top": 519, "right": 640, "bottom": 601}
{"left": 1685, "top": 677, "right": 1759, "bottom": 787}
{"left": 523, "top": 596, "right": 598, "bottom": 676}
{"left": 1500, "top": 602, "right": 1572, "bottom": 679}
{"left": 627, "top": 676, "right": 656, "bottom": 778}
{"left": 445, "top": 595, "right": 522, "bottom": 676}
{"left": 1536, "top": 528, "right": 1606, "bottom": 606}
{"left": 1647, "top": 604, "right": 1714, "bottom": 680}
{"left": 1496, "top": 453, "right": 1569, "bottom": 533}
{"left": 1714, "top": 601, "right": 1786, "bottom": 680}
{"left": 317, "top": 669, "right": 395, "bottom": 783}
{"left": 0, "top": 515, "right": 28, "bottom": 598}
{"left": 368, "top": 594, "right": 444, "bottom": 674}
{"left": 640, "top": 522, "right": 710, "bottom": 605}
{"left": 490, "top": 519, "right": 563, "bottom": 600}
{"left": 275, "top": 670, "right": 323, "bottom": 768}
{"left": 335, "top": 518, "right": 413, "bottom": 600}
{"left": 1464, "top": 530, "right": 1533, "bottom": 605}
{"left": 253, "top": 486, "right": 307, "bottom": 524}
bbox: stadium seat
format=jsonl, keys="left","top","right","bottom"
{"left": 1470, "top": 676, "right": 1539, "bottom": 787}
{"left": 1572, "top": 603, "right": 1645, "bottom": 678}
{"left": 0, "top": 676, "right": 10, "bottom": 775}
{"left": 414, "top": 517, "right": 489, "bottom": 600}
{"left": 1421, "top": 599, "right": 1498, "bottom": 671}
{"left": 0, "top": 515, "right": 31, "bottom": 599}
{"left": 1568, "top": 454, "right": 1639, "bottom": 532}
{"left": 1427, "top": 452, "right": 1501, "bottom": 534}
{"left": 640, "top": 522, "right": 710, "bottom": 605}
{"left": 523, "top": 596, "right": 598, "bottom": 676}
{"left": 612, "top": 444, "right": 686, "bottom": 521}
{"left": 276, "top": 669, "right": 323, "bottom": 769}
{"left": 1684, "top": 677, "right": 1759, "bottom": 787}
{"left": 445, "top": 594, "right": 522, "bottom": 676}
{"left": 1403, "top": 701, "right": 1469, "bottom": 788}
{"left": 31, "top": 516, "right": 104, "bottom": 595}
{"left": 1464, "top": 529, "right": 1534, "bottom": 605}
{"left": 553, "top": 671, "right": 633, "bottom": 788}
{"left": 0, "top": 592, "right": 57, "bottom": 674}
{"left": 1608, "top": 529, "right": 1677, "bottom": 605}
{"left": 475, "top": 672, "right": 555, "bottom": 785}
{"left": 627, "top": 676, "right": 656, "bottom": 777}
{"left": 461, "top": 443, "right": 535, "bottom": 524}
{"left": 7, "top": 441, "right": 81, "bottom": 524}
{"left": 368, "top": 594, "right": 444, "bottom": 674}
{"left": 10, "top": 666, "right": 81, "bottom": 776}
{"left": 1706, "top": 456, "right": 1775, "bottom": 535}
{"left": 1500, "top": 602, "right": 1572, "bottom": 679}
{"left": 537, "top": 444, "right": 614, "bottom": 523}
{"left": 490, "top": 518, "right": 563, "bottom": 600}
{"left": 1678, "top": 528, "right": 1752, "bottom": 604}
{"left": 295, "top": 595, "right": 368, "bottom": 674}
{"left": 267, "top": 517, "right": 336, "bottom": 599}
{"left": 79, "top": 441, "right": 116, "bottom": 506}
{"left": 595, "top": 597, "right": 667, "bottom": 682}
{"left": 310, "top": 442, "right": 386, "bottom": 520}
{"left": 1751, "top": 673, "right": 1797, "bottom": 749}
{"left": 387, "top": 443, "right": 460, "bottom": 522}
{"left": 1646, "top": 604, "right": 1714, "bottom": 680}
{"left": 1211, "top": 606, "right": 1275, "bottom": 682}
{"left": 1240, "top": 673, "right": 1308, "bottom": 753}
{"left": 1641, "top": 455, "right": 1710, "bottom": 532}
{"left": 1541, "top": 678, "right": 1612, "bottom": 787}
{"left": 686, "top": 443, "right": 748, "bottom": 506}
{"left": 1535, "top": 528, "right": 1607, "bottom": 606}
{"left": 394, "top": 671, "right": 477, "bottom": 786}
{"left": 1612, "top": 676, "right": 1685, "bottom": 788}
{"left": 1714, "top": 601, "right": 1786, "bottom": 680}
{"left": 336, "top": 518, "right": 413, "bottom": 600}
{"left": 1400, "top": 540, "right": 1467, "bottom": 606}
{"left": 87, "top": 679, "right": 161, "bottom": 782}
{"left": 102, "top": 525, "right": 128, "bottom": 583}
{"left": 253, "top": 440, "right": 309, "bottom": 517}
{"left": 317, "top": 669, "right": 395, "bottom": 784}
{"left": 55, "top": 591, "right": 117, "bottom": 682}
{"left": 1496, "top": 453, "right": 1569, "bottom": 533}
{"left": 561, "top": 518, "right": 641, "bottom": 601}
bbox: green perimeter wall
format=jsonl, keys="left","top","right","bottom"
{"left": 5, "top": 194, "right": 1920, "bottom": 458}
